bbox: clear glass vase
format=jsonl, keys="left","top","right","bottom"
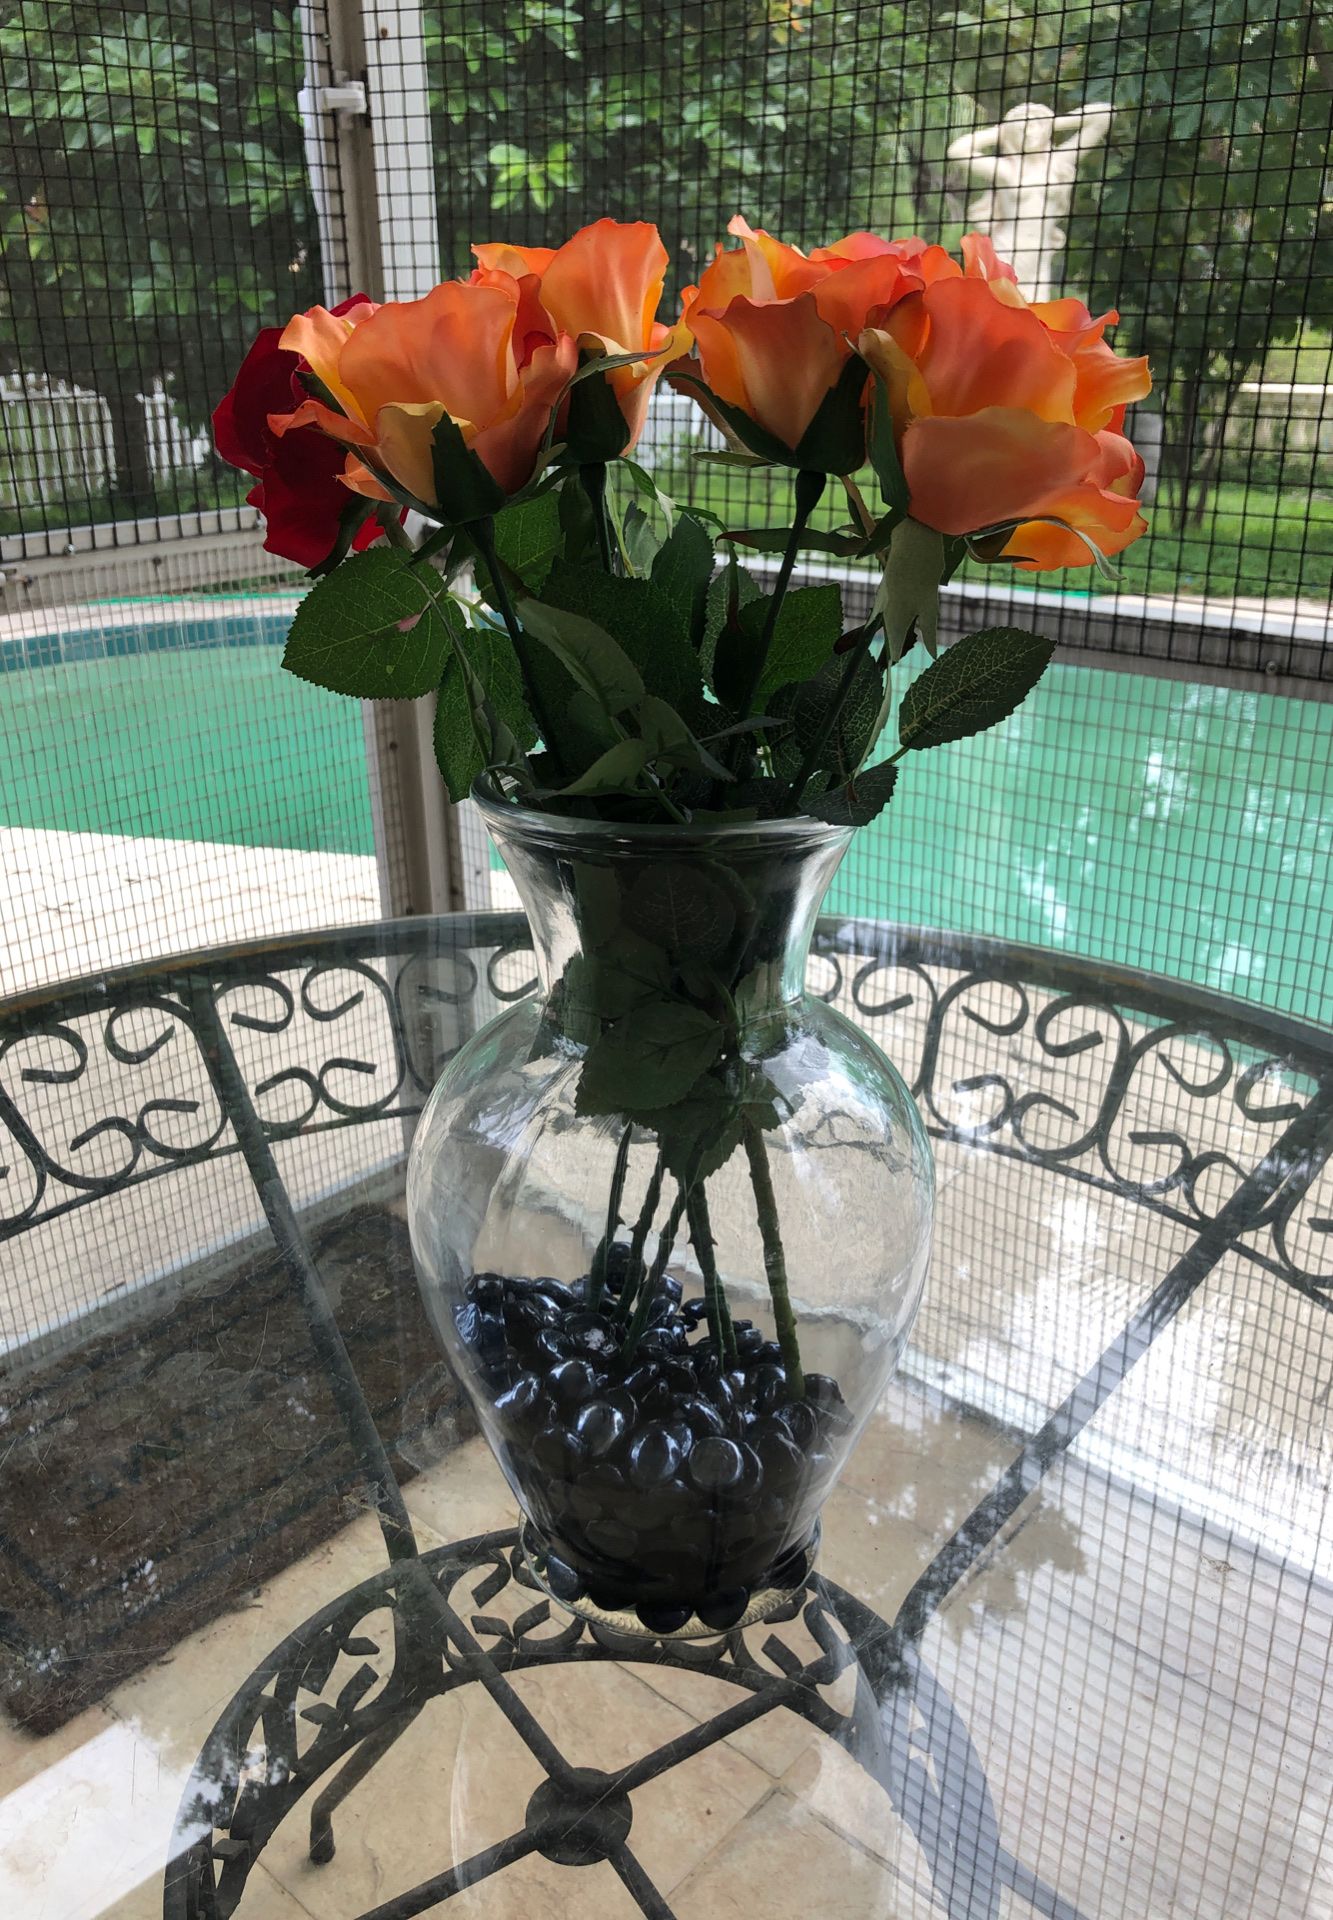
{"left": 407, "top": 787, "right": 934, "bottom": 1638}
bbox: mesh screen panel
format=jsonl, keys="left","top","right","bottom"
{"left": 0, "top": 3, "right": 395, "bottom": 988}
{"left": 427, "top": 0, "right": 1331, "bottom": 1024}
{"left": 0, "top": 1, "right": 1329, "bottom": 1002}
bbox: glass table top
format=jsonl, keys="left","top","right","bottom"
{"left": 1, "top": 911, "right": 1331, "bottom": 1920}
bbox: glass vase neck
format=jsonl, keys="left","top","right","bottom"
{"left": 475, "top": 792, "right": 853, "bottom": 1015}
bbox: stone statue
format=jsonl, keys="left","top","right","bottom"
{"left": 947, "top": 102, "right": 1115, "bottom": 302}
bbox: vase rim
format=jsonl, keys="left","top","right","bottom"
{"left": 471, "top": 776, "right": 854, "bottom": 855}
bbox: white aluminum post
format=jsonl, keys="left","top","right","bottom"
{"left": 297, "top": 0, "right": 492, "bottom": 918}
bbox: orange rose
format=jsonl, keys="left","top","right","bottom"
{"left": 860, "top": 233, "right": 1151, "bottom": 569}
{"left": 474, "top": 218, "right": 688, "bottom": 456}
{"left": 672, "top": 216, "right": 941, "bottom": 466}
{"left": 266, "top": 276, "right": 576, "bottom": 519}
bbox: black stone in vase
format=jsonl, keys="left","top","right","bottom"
{"left": 454, "top": 1268, "right": 850, "bottom": 1634}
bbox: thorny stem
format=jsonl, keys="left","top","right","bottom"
{"left": 581, "top": 461, "right": 616, "bottom": 573}
{"left": 621, "top": 1182, "right": 688, "bottom": 1358}
{"left": 742, "top": 1117, "right": 805, "bottom": 1398}
{"left": 379, "top": 509, "right": 534, "bottom": 786}
{"left": 783, "top": 613, "right": 883, "bottom": 808}
{"left": 718, "top": 466, "right": 828, "bottom": 795}
{"left": 472, "top": 514, "right": 567, "bottom": 778}
{"left": 588, "top": 1123, "right": 633, "bottom": 1311}
{"left": 615, "top": 1148, "right": 666, "bottom": 1324}
{"left": 376, "top": 507, "right": 415, "bottom": 552}
{"left": 686, "top": 1184, "right": 737, "bottom": 1365}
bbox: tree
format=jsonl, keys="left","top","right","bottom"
{"left": 0, "top": 1, "right": 317, "bottom": 514}
{"left": 907, "top": 0, "right": 1331, "bottom": 531}
{"left": 425, "top": 2, "right": 939, "bottom": 293}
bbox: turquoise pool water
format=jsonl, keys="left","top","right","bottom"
{"left": 3, "top": 613, "right": 1329, "bottom": 1029}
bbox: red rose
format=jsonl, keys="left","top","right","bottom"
{"left": 212, "top": 296, "right": 384, "bottom": 570}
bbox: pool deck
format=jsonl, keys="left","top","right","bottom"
{"left": 1, "top": 825, "right": 382, "bottom": 996}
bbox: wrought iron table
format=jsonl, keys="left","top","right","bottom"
{"left": 2, "top": 913, "right": 1331, "bottom": 1920}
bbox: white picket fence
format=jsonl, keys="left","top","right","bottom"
{"left": 0, "top": 373, "right": 212, "bottom": 509}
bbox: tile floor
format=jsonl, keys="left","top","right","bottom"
{"left": 2, "top": 1373, "right": 1329, "bottom": 1920}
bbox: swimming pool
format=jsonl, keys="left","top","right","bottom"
{"left": 3, "top": 605, "right": 1329, "bottom": 1029}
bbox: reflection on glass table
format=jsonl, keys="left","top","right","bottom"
{"left": 1, "top": 913, "right": 1330, "bottom": 1920}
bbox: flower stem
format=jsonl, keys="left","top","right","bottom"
{"left": 742, "top": 1117, "right": 804, "bottom": 1398}
{"left": 615, "top": 1147, "right": 666, "bottom": 1324}
{"left": 721, "top": 467, "right": 827, "bottom": 791}
{"left": 782, "top": 614, "right": 882, "bottom": 809}
{"left": 686, "top": 1184, "right": 737, "bottom": 1365}
{"left": 376, "top": 506, "right": 414, "bottom": 552}
{"left": 580, "top": 462, "right": 616, "bottom": 574}
{"left": 472, "top": 514, "right": 566, "bottom": 777}
{"left": 621, "top": 1181, "right": 688, "bottom": 1358}
{"left": 588, "top": 1123, "right": 633, "bottom": 1310}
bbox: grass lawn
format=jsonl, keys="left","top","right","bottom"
{"left": 656, "top": 464, "right": 1332, "bottom": 604}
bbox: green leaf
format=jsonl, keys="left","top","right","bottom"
{"left": 483, "top": 491, "right": 563, "bottom": 595}
{"left": 728, "top": 525, "right": 865, "bottom": 558}
{"left": 561, "top": 931, "right": 672, "bottom": 1025}
{"left": 898, "top": 628, "right": 1055, "bottom": 753}
{"left": 516, "top": 595, "right": 644, "bottom": 715}
{"left": 874, "top": 516, "right": 945, "bottom": 661}
{"left": 623, "top": 862, "right": 736, "bottom": 960}
{"left": 637, "top": 695, "right": 731, "bottom": 783}
{"left": 805, "top": 761, "right": 899, "bottom": 827}
{"left": 867, "top": 370, "right": 909, "bottom": 522}
{"left": 551, "top": 738, "right": 650, "bottom": 795}
{"left": 701, "top": 560, "right": 762, "bottom": 689}
{"left": 563, "top": 362, "right": 632, "bottom": 463}
{"left": 432, "top": 618, "right": 536, "bottom": 802}
{"left": 772, "top": 653, "right": 883, "bottom": 783}
{"left": 283, "top": 549, "right": 454, "bottom": 699}
{"left": 650, "top": 513, "right": 713, "bottom": 645}
{"left": 655, "top": 1079, "right": 744, "bottom": 1182}
{"left": 430, "top": 413, "right": 508, "bottom": 524}
{"left": 541, "top": 565, "right": 702, "bottom": 709}
{"left": 668, "top": 369, "right": 793, "bottom": 465}
{"left": 576, "top": 1001, "right": 724, "bottom": 1116}
{"left": 754, "top": 583, "right": 843, "bottom": 697}
{"left": 791, "top": 351, "right": 871, "bottom": 475}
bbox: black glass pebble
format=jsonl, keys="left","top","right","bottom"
{"left": 584, "top": 1511, "right": 639, "bottom": 1558}
{"left": 599, "top": 1385, "right": 639, "bottom": 1426}
{"left": 535, "top": 1327, "right": 576, "bottom": 1365}
{"left": 750, "top": 1364, "right": 788, "bottom": 1415}
{"left": 627, "top": 1422, "right": 683, "bottom": 1489}
{"left": 687, "top": 1436, "right": 746, "bottom": 1494}
{"left": 493, "top": 1372, "right": 542, "bottom": 1427}
{"left": 532, "top": 1425, "right": 586, "bottom": 1478}
{"left": 453, "top": 1302, "right": 481, "bottom": 1347}
{"left": 574, "top": 1398, "right": 627, "bottom": 1461}
{"left": 543, "top": 1551, "right": 584, "bottom": 1602}
{"left": 781, "top": 1400, "right": 820, "bottom": 1450}
{"left": 565, "top": 1310, "right": 619, "bottom": 1359}
{"left": 471, "top": 1273, "right": 505, "bottom": 1312}
{"left": 680, "top": 1296, "right": 709, "bottom": 1327}
{"left": 676, "top": 1394, "right": 726, "bottom": 1439}
{"left": 752, "top": 1421, "right": 806, "bottom": 1490}
{"left": 697, "top": 1587, "right": 750, "bottom": 1632}
{"left": 636, "top": 1600, "right": 693, "bottom": 1635}
{"left": 548, "top": 1358, "right": 603, "bottom": 1408}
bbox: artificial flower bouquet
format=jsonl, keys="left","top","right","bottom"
{"left": 214, "top": 216, "right": 1149, "bottom": 1635}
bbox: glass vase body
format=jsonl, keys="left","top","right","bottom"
{"left": 407, "top": 792, "right": 934, "bottom": 1637}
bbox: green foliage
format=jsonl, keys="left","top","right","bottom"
{"left": 0, "top": 1, "right": 317, "bottom": 505}
{"left": 897, "top": 629, "right": 1055, "bottom": 753}
{"left": 805, "top": 762, "right": 899, "bottom": 827}
{"left": 283, "top": 549, "right": 458, "bottom": 699}
{"left": 575, "top": 999, "right": 723, "bottom": 1116}
{"left": 433, "top": 619, "right": 537, "bottom": 801}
